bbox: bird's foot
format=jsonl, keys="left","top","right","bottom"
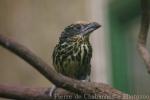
{"left": 81, "top": 75, "right": 90, "bottom": 82}
{"left": 49, "top": 85, "right": 57, "bottom": 97}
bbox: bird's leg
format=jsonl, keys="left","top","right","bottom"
{"left": 49, "top": 85, "right": 57, "bottom": 97}
{"left": 81, "top": 75, "right": 90, "bottom": 82}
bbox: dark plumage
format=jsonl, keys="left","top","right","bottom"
{"left": 53, "top": 21, "right": 100, "bottom": 80}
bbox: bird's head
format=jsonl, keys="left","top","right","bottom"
{"left": 59, "top": 21, "right": 101, "bottom": 42}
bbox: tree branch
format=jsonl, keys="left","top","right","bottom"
{"left": 0, "top": 84, "right": 85, "bottom": 100}
{"left": 137, "top": 0, "right": 150, "bottom": 73}
{"left": 0, "top": 83, "right": 130, "bottom": 100}
{"left": 0, "top": 84, "right": 50, "bottom": 100}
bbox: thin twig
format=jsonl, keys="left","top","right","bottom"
{"left": 138, "top": 0, "right": 150, "bottom": 73}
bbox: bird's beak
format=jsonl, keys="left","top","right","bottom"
{"left": 82, "top": 22, "right": 101, "bottom": 36}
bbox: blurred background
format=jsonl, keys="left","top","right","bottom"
{"left": 0, "top": 0, "right": 150, "bottom": 99}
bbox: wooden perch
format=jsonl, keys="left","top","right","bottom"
{"left": 0, "top": 84, "right": 129, "bottom": 100}
{"left": 138, "top": 0, "right": 150, "bottom": 73}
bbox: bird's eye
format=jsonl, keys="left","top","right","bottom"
{"left": 75, "top": 25, "right": 81, "bottom": 30}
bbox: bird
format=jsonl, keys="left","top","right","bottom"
{"left": 49, "top": 21, "right": 100, "bottom": 96}
{"left": 52, "top": 21, "right": 101, "bottom": 81}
